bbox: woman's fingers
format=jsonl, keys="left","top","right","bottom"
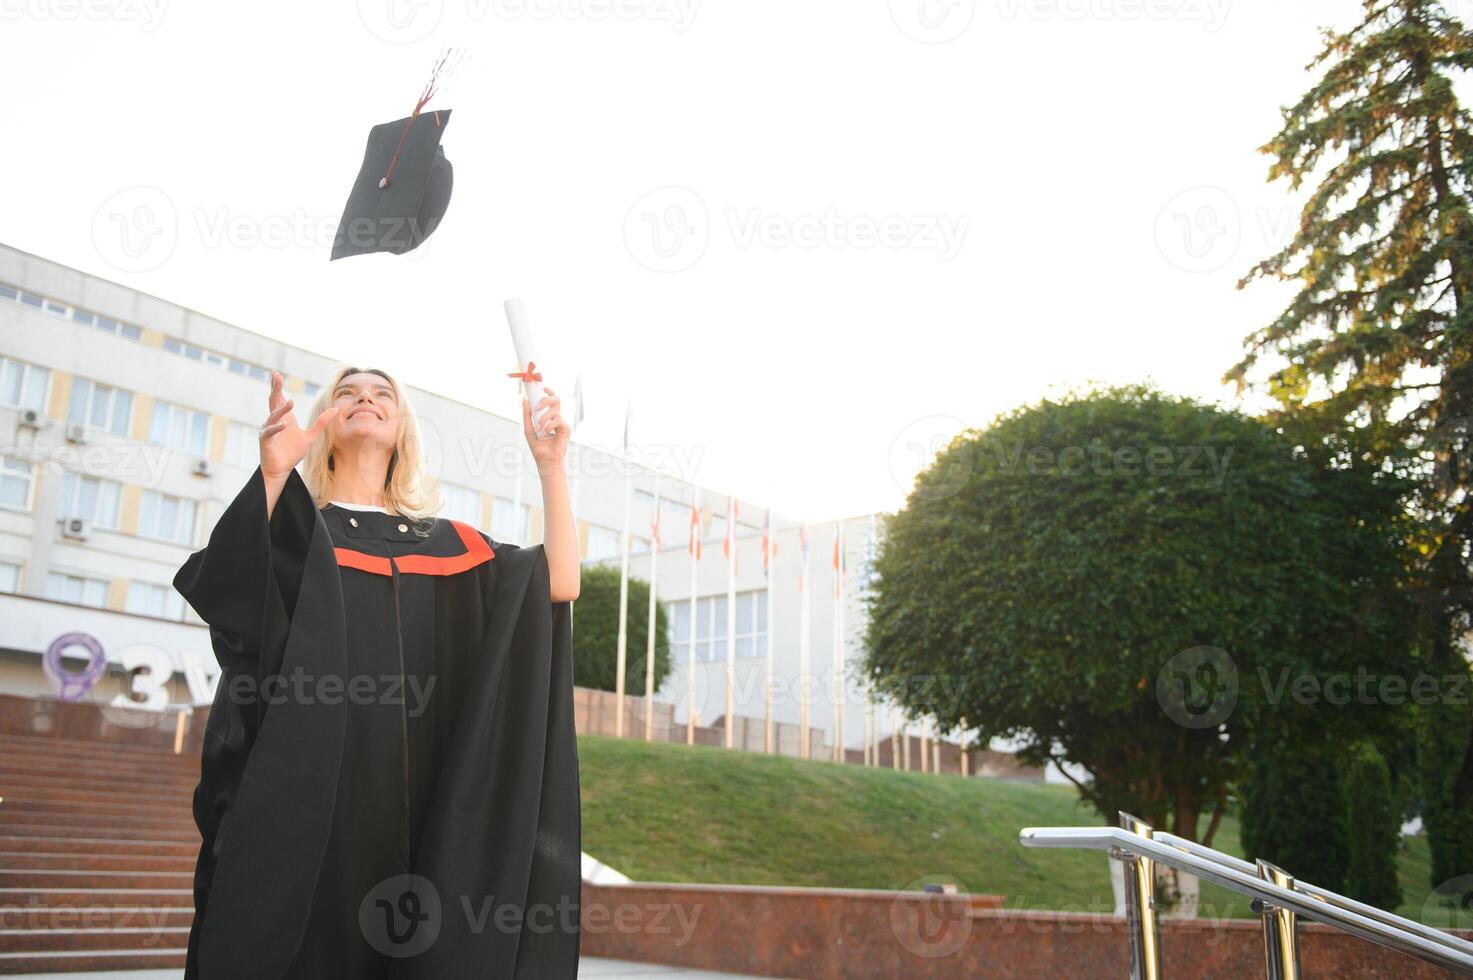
{"left": 259, "top": 421, "right": 286, "bottom": 441}
{"left": 306, "top": 405, "right": 340, "bottom": 436}
{"left": 265, "top": 398, "right": 295, "bottom": 424}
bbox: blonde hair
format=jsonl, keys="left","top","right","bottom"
{"left": 299, "top": 365, "right": 442, "bottom": 531}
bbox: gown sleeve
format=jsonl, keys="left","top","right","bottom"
{"left": 171, "top": 464, "right": 320, "bottom": 979}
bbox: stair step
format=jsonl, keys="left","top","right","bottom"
{"left": 0, "top": 798, "right": 194, "bottom": 820}
{"left": 0, "top": 851, "right": 193, "bottom": 873}
{"left": 0, "top": 887, "right": 193, "bottom": 909}
{"left": 0, "top": 822, "right": 197, "bottom": 843}
{"left": 0, "top": 835, "right": 196, "bottom": 857}
{"left": 0, "top": 733, "right": 192, "bottom": 761}
{"left": 0, "top": 906, "right": 192, "bottom": 931}
{"left": 0, "top": 925, "right": 191, "bottom": 953}
{"left": 0, "top": 870, "right": 192, "bottom": 890}
{"left": 0, "top": 947, "right": 187, "bottom": 973}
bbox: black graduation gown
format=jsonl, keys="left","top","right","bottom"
{"left": 172, "top": 465, "right": 581, "bottom": 979}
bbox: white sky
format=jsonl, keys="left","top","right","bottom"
{"left": 1, "top": 0, "right": 1389, "bottom": 521}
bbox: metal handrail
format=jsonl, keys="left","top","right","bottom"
{"left": 1019, "top": 813, "right": 1473, "bottom": 978}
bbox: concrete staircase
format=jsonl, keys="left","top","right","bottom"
{"left": 0, "top": 731, "right": 196, "bottom": 973}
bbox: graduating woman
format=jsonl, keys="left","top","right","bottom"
{"left": 174, "top": 366, "right": 581, "bottom": 979}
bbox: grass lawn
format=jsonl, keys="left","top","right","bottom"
{"left": 578, "top": 733, "right": 1464, "bottom": 927}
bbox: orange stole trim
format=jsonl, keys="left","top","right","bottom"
{"left": 334, "top": 520, "right": 495, "bottom": 577}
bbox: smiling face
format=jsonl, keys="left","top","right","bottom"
{"left": 328, "top": 370, "right": 400, "bottom": 455}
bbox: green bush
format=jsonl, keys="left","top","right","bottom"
{"left": 1344, "top": 740, "right": 1403, "bottom": 909}
{"left": 572, "top": 564, "right": 672, "bottom": 696}
{"left": 1240, "top": 743, "right": 1349, "bottom": 892}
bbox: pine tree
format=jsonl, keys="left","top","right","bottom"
{"left": 1230, "top": 0, "right": 1473, "bottom": 890}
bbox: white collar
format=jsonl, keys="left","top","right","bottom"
{"left": 330, "top": 499, "right": 393, "bottom": 514}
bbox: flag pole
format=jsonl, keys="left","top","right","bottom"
{"left": 644, "top": 476, "right": 661, "bottom": 742}
{"left": 724, "top": 493, "right": 737, "bottom": 749}
{"left": 614, "top": 399, "right": 633, "bottom": 739}
{"left": 687, "top": 489, "right": 701, "bottom": 746}
{"left": 763, "top": 507, "right": 775, "bottom": 754}
{"left": 799, "top": 522, "right": 811, "bottom": 760}
{"left": 833, "top": 520, "right": 846, "bottom": 763}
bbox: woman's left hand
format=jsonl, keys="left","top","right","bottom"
{"left": 524, "top": 386, "right": 571, "bottom": 473}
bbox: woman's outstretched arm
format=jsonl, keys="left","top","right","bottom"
{"left": 523, "top": 386, "right": 579, "bottom": 602}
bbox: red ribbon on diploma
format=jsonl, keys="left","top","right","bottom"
{"left": 507, "top": 360, "right": 543, "bottom": 383}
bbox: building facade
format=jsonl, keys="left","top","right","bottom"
{"left": 0, "top": 243, "right": 921, "bottom": 755}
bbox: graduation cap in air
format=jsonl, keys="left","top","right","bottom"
{"left": 331, "top": 51, "right": 462, "bottom": 261}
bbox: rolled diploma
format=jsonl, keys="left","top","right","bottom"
{"left": 504, "top": 297, "right": 551, "bottom": 439}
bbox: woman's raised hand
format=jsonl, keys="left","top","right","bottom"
{"left": 259, "top": 370, "right": 339, "bottom": 482}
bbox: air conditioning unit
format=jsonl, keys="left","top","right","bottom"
{"left": 60, "top": 516, "right": 90, "bottom": 540}
{"left": 64, "top": 421, "right": 86, "bottom": 444}
{"left": 17, "top": 408, "right": 41, "bottom": 429}
{"left": 192, "top": 458, "right": 213, "bottom": 477}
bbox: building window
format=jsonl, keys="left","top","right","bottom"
{"left": 126, "top": 581, "right": 185, "bottom": 620}
{"left": 586, "top": 524, "right": 620, "bottom": 562}
{"left": 0, "top": 356, "right": 50, "bottom": 414}
{"left": 441, "top": 482, "right": 481, "bottom": 527}
{"left": 58, "top": 473, "right": 122, "bottom": 529}
{"left": 223, "top": 421, "right": 259, "bottom": 468}
{"left": 0, "top": 561, "right": 20, "bottom": 593}
{"left": 45, "top": 572, "right": 109, "bottom": 608}
{"left": 669, "top": 590, "right": 768, "bottom": 663}
{"left": 148, "top": 400, "right": 209, "bottom": 456}
{"left": 67, "top": 378, "right": 133, "bottom": 437}
{"left": 0, "top": 456, "right": 33, "bottom": 510}
{"left": 492, "top": 497, "right": 530, "bottom": 544}
{"left": 139, "top": 490, "right": 196, "bottom": 545}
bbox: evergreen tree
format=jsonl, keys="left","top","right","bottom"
{"left": 1345, "top": 741, "right": 1405, "bottom": 909}
{"left": 1230, "top": 0, "right": 1473, "bottom": 888}
{"left": 1240, "top": 744, "right": 1350, "bottom": 893}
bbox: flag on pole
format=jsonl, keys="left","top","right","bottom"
{"left": 573, "top": 373, "right": 585, "bottom": 425}
{"left": 761, "top": 508, "right": 778, "bottom": 577}
{"left": 833, "top": 530, "right": 841, "bottom": 597}
{"left": 622, "top": 398, "right": 631, "bottom": 453}
{"left": 688, "top": 497, "right": 702, "bottom": 560}
{"left": 722, "top": 496, "right": 738, "bottom": 575}
{"left": 651, "top": 498, "right": 662, "bottom": 551}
